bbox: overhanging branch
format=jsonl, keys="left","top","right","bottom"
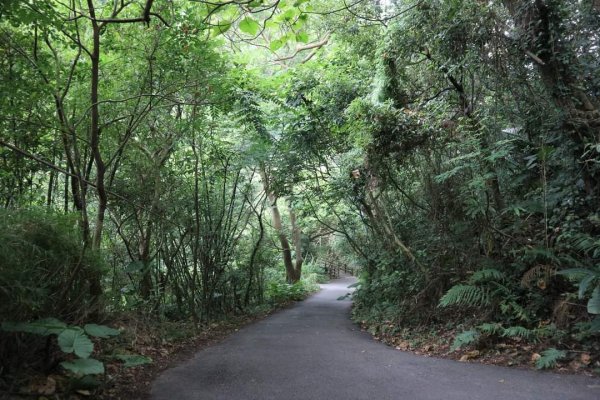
{"left": 275, "top": 33, "right": 330, "bottom": 62}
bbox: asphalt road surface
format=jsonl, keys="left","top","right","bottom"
{"left": 151, "top": 276, "right": 599, "bottom": 400}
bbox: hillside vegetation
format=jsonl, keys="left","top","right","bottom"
{"left": 0, "top": 0, "right": 598, "bottom": 396}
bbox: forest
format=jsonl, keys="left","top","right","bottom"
{"left": 0, "top": 0, "right": 599, "bottom": 397}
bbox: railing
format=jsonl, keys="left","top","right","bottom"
{"left": 324, "top": 262, "right": 354, "bottom": 279}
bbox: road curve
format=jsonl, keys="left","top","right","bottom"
{"left": 151, "top": 276, "right": 599, "bottom": 400}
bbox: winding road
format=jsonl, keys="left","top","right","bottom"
{"left": 151, "top": 276, "right": 599, "bottom": 400}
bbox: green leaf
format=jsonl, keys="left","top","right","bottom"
{"left": 1, "top": 318, "right": 67, "bottom": 336}
{"left": 284, "top": 31, "right": 296, "bottom": 42}
{"left": 61, "top": 358, "right": 104, "bottom": 375}
{"left": 439, "top": 285, "right": 489, "bottom": 308}
{"left": 239, "top": 17, "right": 260, "bottom": 36}
{"left": 468, "top": 268, "right": 505, "bottom": 284}
{"left": 296, "top": 31, "right": 309, "bottom": 43}
{"left": 501, "top": 326, "right": 534, "bottom": 340}
{"left": 84, "top": 324, "right": 120, "bottom": 339}
{"left": 58, "top": 329, "right": 94, "bottom": 359}
{"left": 587, "top": 286, "right": 600, "bottom": 314}
{"left": 579, "top": 274, "right": 596, "bottom": 299}
{"left": 265, "top": 20, "right": 279, "bottom": 30}
{"left": 282, "top": 8, "right": 297, "bottom": 21}
{"left": 477, "top": 322, "right": 503, "bottom": 335}
{"left": 211, "top": 21, "right": 232, "bottom": 37}
{"left": 556, "top": 268, "right": 594, "bottom": 278}
{"left": 535, "top": 348, "right": 566, "bottom": 369}
{"left": 451, "top": 330, "right": 479, "bottom": 351}
{"left": 270, "top": 39, "right": 284, "bottom": 51}
{"left": 114, "top": 354, "right": 152, "bottom": 368}
{"left": 591, "top": 316, "right": 600, "bottom": 332}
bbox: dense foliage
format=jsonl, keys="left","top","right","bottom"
{"left": 0, "top": 0, "right": 598, "bottom": 392}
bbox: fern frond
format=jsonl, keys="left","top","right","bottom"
{"left": 500, "top": 300, "right": 530, "bottom": 322}
{"left": 501, "top": 325, "right": 535, "bottom": 341}
{"left": 439, "top": 285, "right": 490, "bottom": 308}
{"left": 450, "top": 330, "right": 480, "bottom": 351}
{"left": 567, "top": 233, "right": 600, "bottom": 257}
{"left": 535, "top": 348, "right": 566, "bottom": 369}
{"left": 520, "top": 247, "right": 559, "bottom": 263}
{"left": 477, "top": 322, "right": 503, "bottom": 335}
{"left": 534, "top": 324, "right": 559, "bottom": 339}
{"left": 468, "top": 268, "right": 505, "bottom": 284}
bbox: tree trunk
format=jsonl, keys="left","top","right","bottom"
{"left": 86, "top": 1, "right": 106, "bottom": 312}
{"left": 259, "top": 166, "right": 300, "bottom": 283}
{"left": 289, "top": 201, "right": 303, "bottom": 282}
{"left": 503, "top": 0, "right": 599, "bottom": 193}
{"left": 139, "top": 230, "right": 153, "bottom": 300}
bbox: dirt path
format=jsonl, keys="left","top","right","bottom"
{"left": 151, "top": 276, "right": 599, "bottom": 400}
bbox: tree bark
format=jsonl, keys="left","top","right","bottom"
{"left": 86, "top": 0, "right": 106, "bottom": 311}
{"left": 289, "top": 202, "right": 304, "bottom": 282}
{"left": 259, "top": 166, "right": 301, "bottom": 283}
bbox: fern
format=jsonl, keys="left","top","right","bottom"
{"left": 439, "top": 285, "right": 489, "bottom": 308}
{"left": 519, "top": 247, "right": 560, "bottom": 263}
{"left": 501, "top": 325, "right": 535, "bottom": 341}
{"left": 451, "top": 330, "right": 480, "bottom": 351}
{"left": 535, "top": 348, "right": 566, "bottom": 369}
{"left": 477, "top": 322, "right": 503, "bottom": 335}
{"left": 499, "top": 300, "right": 530, "bottom": 322}
{"left": 468, "top": 268, "right": 505, "bottom": 284}
{"left": 568, "top": 233, "right": 600, "bottom": 258}
{"left": 556, "top": 268, "right": 600, "bottom": 314}
{"left": 534, "top": 324, "right": 560, "bottom": 340}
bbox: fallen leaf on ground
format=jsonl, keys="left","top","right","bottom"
{"left": 395, "top": 341, "right": 410, "bottom": 351}
{"left": 581, "top": 353, "right": 591, "bottom": 365}
{"left": 569, "top": 360, "right": 582, "bottom": 370}
{"left": 459, "top": 350, "right": 480, "bottom": 362}
{"left": 24, "top": 376, "right": 56, "bottom": 396}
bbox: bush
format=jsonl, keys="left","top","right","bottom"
{"left": 301, "top": 261, "right": 329, "bottom": 285}
{"left": 0, "top": 208, "right": 104, "bottom": 323}
{"left": 266, "top": 281, "right": 309, "bottom": 304}
{"left": 0, "top": 209, "right": 106, "bottom": 377}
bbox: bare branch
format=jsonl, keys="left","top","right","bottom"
{"left": 275, "top": 33, "right": 330, "bottom": 62}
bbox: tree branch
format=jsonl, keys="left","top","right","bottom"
{"left": 275, "top": 33, "right": 330, "bottom": 62}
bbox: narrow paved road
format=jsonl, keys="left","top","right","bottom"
{"left": 151, "top": 277, "right": 599, "bottom": 400}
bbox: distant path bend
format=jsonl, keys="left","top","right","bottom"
{"left": 151, "top": 276, "right": 599, "bottom": 400}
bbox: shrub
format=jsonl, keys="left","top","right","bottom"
{"left": 0, "top": 208, "right": 105, "bottom": 376}
{"left": 266, "top": 281, "right": 309, "bottom": 303}
{"left": 0, "top": 208, "right": 104, "bottom": 323}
